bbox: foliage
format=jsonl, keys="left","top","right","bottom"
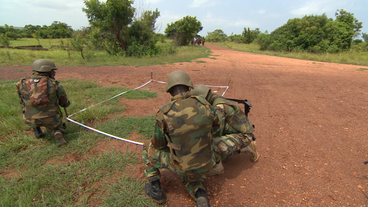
{"left": 257, "top": 10, "right": 363, "bottom": 53}
{"left": 70, "top": 33, "right": 86, "bottom": 59}
{"left": 165, "top": 15, "right": 203, "bottom": 46}
{"left": 242, "top": 27, "right": 260, "bottom": 44}
{"left": 83, "top": 0, "right": 161, "bottom": 57}
{"left": 0, "top": 33, "right": 10, "bottom": 47}
{"left": 335, "top": 9, "right": 363, "bottom": 38}
{"left": 210, "top": 41, "right": 368, "bottom": 66}
{"left": 127, "top": 9, "right": 160, "bottom": 57}
{"left": 0, "top": 38, "right": 209, "bottom": 66}
{"left": 227, "top": 33, "right": 245, "bottom": 44}
{"left": 1, "top": 22, "right": 73, "bottom": 39}
{"left": 362, "top": 33, "right": 368, "bottom": 42}
{"left": 0, "top": 24, "right": 20, "bottom": 40}
{"left": 83, "top": 0, "right": 135, "bottom": 52}
{"left": 206, "top": 29, "right": 227, "bottom": 42}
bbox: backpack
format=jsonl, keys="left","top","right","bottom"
{"left": 26, "top": 76, "right": 50, "bottom": 108}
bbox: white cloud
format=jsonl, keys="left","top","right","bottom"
{"left": 257, "top": 9, "right": 266, "bottom": 15}
{"left": 289, "top": 0, "right": 346, "bottom": 16}
{"left": 189, "top": 0, "right": 211, "bottom": 8}
{"left": 144, "top": 0, "right": 164, "bottom": 4}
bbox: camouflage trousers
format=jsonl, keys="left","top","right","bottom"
{"left": 142, "top": 143, "right": 216, "bottom": 199}
{"left": 23, "top": 113, "right": 66, "bottom": 134}
{"left": 212, "top": 133, "right": 254, "bottom": 161}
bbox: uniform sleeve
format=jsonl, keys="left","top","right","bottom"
{"left": 150, "top": 110, "right": 168, "bottom": 150}
{"left": 226, "top": 104, "right": 255, "bottom": 134}
{"left": 16, "top": 80, "right": 25, "bottom": 110}
{"left": 56, "top": 83, "right": 70, "bottom": 108}
{"left": 212, "top": 106, "right": 225, "bottom": 137}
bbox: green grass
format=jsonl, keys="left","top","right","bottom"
{"left": 209, "top": 41, "right": 368, "bottom": 66}
{"left": 0, "top": 38, "right": 212, "bottom": 67}
{"left": 0, "top": 79, "right": 159, "bottom": 206}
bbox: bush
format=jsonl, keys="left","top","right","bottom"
{"left": 0, "top": 34, "right": 10, "bottom": 47}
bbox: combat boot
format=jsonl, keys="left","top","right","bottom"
{"left": 33, "top": 127, "right": 45, "bottom": 138}
{"left": 241, "top": 140, "right": 259, "bottom": 162}
{"left": 206, "top": 161, "right": 224, "bottom": 176}
{"left": 54, "top": 130, "right": 67, "bottom": 147}
{"left": 145, "top": 179, "right": 167, "bottom": 204}
{"left": 195, "top": 188, "right": 210, "bottom": 207}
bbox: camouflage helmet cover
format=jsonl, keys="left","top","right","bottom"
{"left": 166, "top": 70, "right": 193, "bottom": 92}
{"left": 191, "top": 84, "right": 211, "bottom": 97}
{"left": 32, "top": 59, "right": 57, "bottom": 72}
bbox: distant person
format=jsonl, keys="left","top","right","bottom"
{"left": 142, "top": 70, "right": 218, "bottom": 207}
{"left": 16, "top": 59, "right": 70, "bottom": 147}
{"left": 191, "top": 84, "right": 259, "bottom": 174}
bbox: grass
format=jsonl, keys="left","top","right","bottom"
{"left": 0, "top": 38, "right": 212, "bottom": 67}
{"left": 209, "top": 41, "right": 368, "bottom": 66}
{"left": 0, "top": 79, "right": 159, "bottom": 206}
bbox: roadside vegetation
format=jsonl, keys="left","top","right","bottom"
{"left": 0, "top": 79, "right": 159, "bottom": 206}
{"left": 205, "top": 9, "right": 368, "bottom": 66}
{"left": 0, "top": 38, "right": 211, "bottom": 67}
{"left": 209, "top": 41, "right": 368, "bottom": 66}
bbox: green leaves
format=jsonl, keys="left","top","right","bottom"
{"left": 164, "top": 15, "right": 203, "bottom": 46}
{"left": 258, "top": 10, "right": 362, "bottom": 53}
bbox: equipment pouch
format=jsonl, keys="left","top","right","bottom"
{"left": 26, "top": 76, "right": 50, "bottom": 108}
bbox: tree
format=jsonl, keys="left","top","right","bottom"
{"left": 47, "top": 21, "right": 74, "bottom": 38}
{"left": 206, "top": 29, "right": 227, "bottom": 42}
{"left": 257, "top": 10, "right": 362, "bottom": 53}
{"left": 242, "top": 27, "right": 260, "bottom": 44}
{"left": 335, "top": 9, "right": 362, "bottom": 38}
{"left": 165, "top": 16, "right": 203, "bottom": 46}
{"left": 128, "top": 9, "right": 160, "bottom": 56}
{"left": 2, "top": 24, "right": 20, "bottom": 40}
{"left": 83, "top": 0, "right": 135, "bottom": 51}
{"left": 70, "top": 33, "right": 86, "bottom": 59}
{"left": 362, "top": 33, "right": 368, "bottom": 42}
{"left": 22, "top": 24, "right": 41, "bottom": 38}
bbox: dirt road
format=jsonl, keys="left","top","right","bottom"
{"left": 2, "top": 44, "right": 368, "bottom": 206}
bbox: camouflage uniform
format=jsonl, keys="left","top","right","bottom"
{"left": 191, "top": 84, "right": 258, "bottom": 163}
{"left": 142, "top": 92, "right": 218, "bottom": 199}
{"left": 209, "top": 94, "right": 255, "bottom": 161}
{"left": 16, "top": 60, "right": 70, "bottom": 146}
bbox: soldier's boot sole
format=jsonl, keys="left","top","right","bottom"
{"left": 54, "top": 131, "right": 67, "bottom": 147}
{"left": 195, "top": 188, "right": 210, "bottom": 207}
{"left": 197, "top": 196, "right": 210, "bottom": 207}
{"left": 241, "top": 141, "right": 259, "bottom": 162}
{"left": 145, "top": 183, "right": 167, "bottom": 204}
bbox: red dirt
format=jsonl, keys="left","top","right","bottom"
{"left": 1, "top": 44, "right": 368, "bottom": 206}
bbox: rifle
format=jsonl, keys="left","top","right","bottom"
{"left": 226, "top": 98, "right": 252, "bottom": 116}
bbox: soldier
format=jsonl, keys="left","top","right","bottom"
{"left": 191, "top": 84, "right": 259, "bottom": 174}
{"left": 142, "top": 70, "right": 218, "bottom": 207}
{"left": 16, "top": 59, "right": 70, "bottom": 147}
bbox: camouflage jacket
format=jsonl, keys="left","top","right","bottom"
{"left": 150, "top": 92, "right": 217, "bottom": 171}
{"left": 16, "top": 73, "right": 70, "bottom": 119}
{"left": 208, "top": 94, "right": 254, "bottom": 136}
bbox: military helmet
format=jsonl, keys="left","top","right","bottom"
{"left": 166, "top": 70, "right": 193, "bottom": 92}
{"left": 32, "top": 59, "right": 57, "bottom": 72}
{"left": 191, "top": 84, "right": 211, "bottom": 97}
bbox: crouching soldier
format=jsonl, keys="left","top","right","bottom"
{"left": 16, "top": 59, "right": 70, "bottom": 147}
{"left": 191, "top": 84, "right": 259, "bottom": 175}
{"left": 143, "top": 70, "right": 218, "bottom": 207}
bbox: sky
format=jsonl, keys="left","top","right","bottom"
{"left": 1, "top": 0, "right": 368, "bottom": 38}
